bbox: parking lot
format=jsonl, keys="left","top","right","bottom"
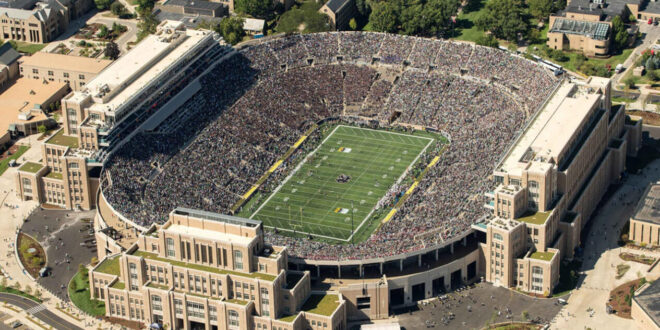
{"left": 20, "top": 208, "right": 96, "bottom": 301}
{"left": 396, "top": 283, "right": 563, "bottom": 329}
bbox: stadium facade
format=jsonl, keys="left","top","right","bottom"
{"left": 484, "top": 77, "right": 642, "bottom": 295}
{"left": 15, "top": 20, "right": 229, "bottom": 210}
{"left": 13, "top": 28, "right": 646, "bottom": 328}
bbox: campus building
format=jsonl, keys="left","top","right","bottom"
{"left": 18, "top": 52, "right": 112, "bottom": 91}
{"left": 0, "top": 77, "right": 67, "bottom": 144}
{"left": 319, "top": 0, "right": 357, "bottom": 31}
{"left": 0, "top": 42, "right": 20, "bottom": 91}
{"left": 547, "top": 0, "right": 643, "bottom": 57}
{"left": 0, "top": 0, "right": 93, "bottom": 44}
{"left": 632, "top": 278, "right": 660, "bottom": 330}
{"left": 483, "top": 77, "right": 642, "bottom": 295}
{"left": 15, "top": 20, "right": 229, "bottom": 209}
{"left": 628, "top": 180, "right": 660, "bottom": 247}
{"left": 90, "top": 208, "right": 347, "bottom": 330}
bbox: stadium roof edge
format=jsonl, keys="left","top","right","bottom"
{"left": 172, "top": 207, "right": 262, "bottom": 227}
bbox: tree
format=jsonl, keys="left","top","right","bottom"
{"left": 24, "top": 285, "right": 31, "bottom": 295}
{"left": 104, "top": 41, "right": 120, "bottom": 60}
{"left": 648, "top": 69, "right": 659, "bottom": 81}
{"left": 527, "top": 28, "right": 542, "bottom": 44}
{"left": 94, "top": 0, "right": 113, "bottom": 10}
{"left": 79, "top": 264, "right": 88, "bottom": 278}
{"left": 475, "top": 34, "right": 499, "bottom": 48}
{"left": 625, "top": 77, "right": 636, "bottom": 89}
{"left": 369, "top": 2, "right": 399, "bottom": 33}
{"left": 110, "top": 2, "right": 126, "bottom": 16}
{"left": 13, "top": 281, "right": 20, "bottom": 291}
{"left": 234, "top": 0, "right": 272, "bottom": 18}
{"left": 356, "top": 0, "right": 370, "bottom": 16}
{"left": 475, "top": 0, "right": 529, "bottom": 41}
{"left": 91, "top": 257, "right": 99, "bottom": 266}
{"left": 1, "top": 277, "right": 7, "bottom": 288}
{"left": 216, "top": 16, "right": 245, "bottom": 45}
{"left": 612, "top": 16, "right": 628, "bottom": 51}
{"left": 528, "top": 0, "right": 554, "bottom": 21}
{"left": 136, "top": 0, "right": 155, "bottom": 17}
{"left": 37, "top": 125, "right": 46, "bottom": 134}
{"left": 137, "top": 12, "right": 159, "bottom": 41}
{"left": 349, "top": 18, "right": 358, "bottom": 30}
{"left": 34, "top": 290, "right": 41, "bottom": 299}
{"left": 97, "top": 25, "right": 109, "bottom": 38}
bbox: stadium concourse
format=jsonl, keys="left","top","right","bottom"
{"left": 102, "top": 32, "right": 560, "bottom": 261}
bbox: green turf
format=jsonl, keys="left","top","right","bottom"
{"left": 249, "top": 125, "right": 433, "bottom": 241}
{"left": 0, "top": 146, "right": 29, "bottom": 176}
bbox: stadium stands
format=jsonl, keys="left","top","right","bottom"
{"left": 102, "top": 32, "right": 560, "bottom": 261}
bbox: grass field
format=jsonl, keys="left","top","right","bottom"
{"left": 248, "top": 125, "right": 434, "bottom": 241}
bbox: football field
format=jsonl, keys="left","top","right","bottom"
{"left": 249, "top": 125, "right": 434, "bottom": 241}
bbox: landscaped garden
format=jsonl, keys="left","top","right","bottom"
{"left": 68, "top": 267, "right": 106, "bottom": 316}
{"left": 620, "top": 252, "right": 656, "bottom": 265}
{"left": 17, "top": 232, "right": 46, "bottom": 278}
{"left": 608, "top": 277, "right": 648, "bottom": 318}
{"left": 0, "top": 145, "right": 29, "bottom": 176}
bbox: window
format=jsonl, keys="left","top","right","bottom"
{"left": 228, "top": 310, "right": 239, "bottom": 327}
{"left": 234, "top": 250, "right": 243, "bottom": 270}
{"left": 186, "top": 301, "right": 205, "bottom": 318}
{"left": 209, "top": 305, "right": 217, "bottom": 321}
{"left": 151, "top": 295, "right": 162, "bottom": 311}
{"left": 174, "top": 299, "right": 183, "bottom": 315}
{"left": 260, "top": 288, "right": 269, "bottom": 316}
{"left": 32, "top": 68, "right": 38, "bottom": 74}
{"left": 493, "top": 233, "right": 503, "bottom": 241}
{"left": 47, "top": 70, "right": 53, "bottom": 76}
{"left": 166, "top": 238, "right": 175, "bottom": 257}
{"left": 78, "top": 74, "right": 85, "bottom": 79}
{"left": 63, "top": 72, "right": 69, "bottom": 78}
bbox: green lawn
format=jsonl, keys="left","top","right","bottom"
{"left": 46, "top": 129, "right": 78, "bottom": 148}
{"left": 453, "top": 0, "right": 488, "bottom": 42}
{"left": 530, "top": 251, "right": 555, "bottom": 261}
{"left": 94, "top": 256, "right": 120, "bottom": 276}
{"left": 0, "top": 285, "right": 42, "bottom": 303}
{"left": 301, "top": 293, "right": 340, "bottom": 316}
{"left": 517, "top": 211, "right": 550, "bottom": 225}
{"left": 68, "top": 270, "right": 106, "bottom": 316}
{"left": 244, "top": 125, "right": 433, "bottom": 241}
{"left": 18, "top": 162, "right": 42, "bottom": 174}
{"left": 0, "top": 146, "right": 30, "bottom": 176}
{"left": 10, "top": 41, "right": 46, "bottom": 54}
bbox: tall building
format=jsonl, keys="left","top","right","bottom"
{"left": 318, "top": 0, "right": 357, "bottom": 31}
{"left": 483, "top": 77, "right": 642, "bottom": 295}
{"left": 0, "top": 0, "right": 92, "bottom": 44}
{"left": 0, "top": 42, "right": 20, "bottom": 91}
{"left": 15, "top": 20, "right": 229, "bottom": 210}
{"left": 90, "top": 208, "right": 347, "bottom": 330}
{"left": 18, "top": 52, "right": 112, "bottom": 91}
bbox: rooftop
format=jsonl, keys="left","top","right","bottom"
{"left": 147, "top": 282, "right": 170, "bottom": 290}
{"left": 45, "top": 171, "right": 62, "bottom": 180}
{"left": 110, "top": 281, "right": 125, "bottom": 289}
{"left": 529, "top": 251, "right": 555, "bottom": 261}
{"left": 19, "top": 52, "right": 111, "bottom": 73}
{"left": 225, "top": 298, "right": 249, "bottom": 305}
{"left": 633, "top": 280, "right": 660, "bottom": 328}
{"left": 95, "top": 256, "right": 120, "bottom": 276}
{"left": 131, "top": 250, "right": 276, "bottom": 281}
{"left": 633, "top": 182, "right": 660, "bottom": 225}
{"left": 0, "top": 78, "right": 66, "bottom": 133}
{"left": 550, "top": 18, "right": 609, "bottom": 40}
{"left": 18, "top": 162, "right": 42, "bottom": 173}
{"left": 499, "top": 80, "right": 603, "bottom": 175}
{"left": 0, "top": 42, "right": 20, "bottom": 66}
{"left": 517, "top": 210, "right": 550, "bottom": 225}
{"left": 166, "top": 223, "right": 254, "bottom": 246}
{"left": 45, "top": 129, "right": 78, "bottom": 148}
{"left": 278, "top": 313, "right": 299, "bottom": 323}
{"left": 301, "top": 293, "right": 341, "bottom": 316}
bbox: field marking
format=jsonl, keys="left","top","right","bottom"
{"left": 249, "top": 125, "right": 342, "bottom": 219}
{"left": 251, "top": 125, "right": 433, "bottom": 241}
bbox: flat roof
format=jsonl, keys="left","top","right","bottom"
{"left": 18, "top": 162, "right": 43, "bottom": 173}
{"left": 530, "top": 251, "right": 555, "bottom": 261}
{"left": 85, "top": 24, "right": 209, "bottom": 117}
{"left": 633, "top": 280, "right": 660, "bottom": 328}
{"left": 499, "top": 81, "right": 601, "bottom": 175}
{"left": 46, "top": 129, "right": 78, "bottom": 148}
{"left": 550, "top": 18, "right": 609, "bottom": 40}
{"left": 173, "top": 207, "right": 262, "bottom": 227}
{"left": 518, "top": 211, "right": 551, "bottom": 225}
{"left": 301, "top": 293, "right": 341, "bottom": 316}
{"left": 166, "top": 223, "right": 254, "bottom": 246}
{"left": 0, "top": 78, "right": 65, "bottom": 132}
{"left": 20, "top": 52, "right": 112, "bottom": 74}
{"left": 633, "top": 182, "right": 660, "bottom": 225}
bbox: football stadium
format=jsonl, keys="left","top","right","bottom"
{"left": 101, "top": 31, "right": 561, "bottom": 262}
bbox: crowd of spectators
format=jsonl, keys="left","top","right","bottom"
{"left": 103, "top": 32, "right": 559, "bottom": 260}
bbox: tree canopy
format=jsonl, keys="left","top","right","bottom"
{"left": 94, "top": 0, "right": 113, "bottom": 10}
{"left": 234, "top": 0, "right": 272, "bottom": 18}
{"left": 276, "top": 1, "right": 331, "bottom": 34}
{"left": 475, "top": 0, "right": 529, "bottom": 41}
{"left": 369, "top": 1, "right": 399, "bottom": 33}
{"left": 216, "top": 16, "right": 246, "bottom": 45}
{"left": 369, "top": 0, "right": 459, "bottom": 36}
{"left": 612, "top": 15, "right": 628, "bottom": 51}
{"left": 527, "top": 0, "right": 554, "bottom": 20}
{"left": 104, "top": 41, "right": 120, "bottom": 60}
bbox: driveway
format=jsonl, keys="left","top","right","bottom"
{"left": 21, "top": 209, "right": 96, "bottom": 301}
{"left": 0, "top": 293, "right": 82, "bottom": 330}
{"left": 397, "top": 283, "right": 562, "bottom": 329}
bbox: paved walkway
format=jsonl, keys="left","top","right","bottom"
{"left": 551, "top": 156, "right": 660, "bottom": 329}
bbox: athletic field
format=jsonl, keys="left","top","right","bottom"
{"left": 249, "top": 125, "right": 434, "bottom": 241}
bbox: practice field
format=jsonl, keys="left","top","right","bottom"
{"left": 249, "top": 125, "right": 434, "bottom": 241}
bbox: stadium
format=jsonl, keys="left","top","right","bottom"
{"left": 99, "top": 31, "right": 560, "bottom": 264}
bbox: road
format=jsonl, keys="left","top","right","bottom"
{"left": 0, "top": 293, "right": 82, "bottom": 330}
